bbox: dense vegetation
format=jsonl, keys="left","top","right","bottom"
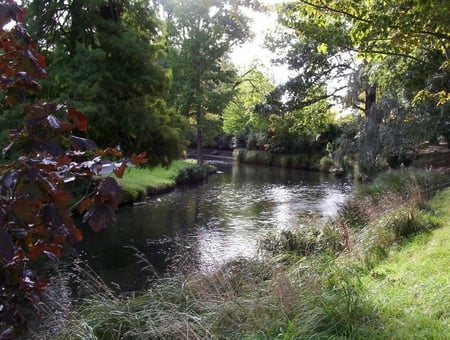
{"left": 17, "top": 0, "right": 450, "bottom": 170}
{"left": 0, "top": 0, "right": 449, "bottom": 337}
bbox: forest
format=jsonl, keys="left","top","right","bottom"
{"left": 0, "top": 0, "right": 449, "bottom": 338}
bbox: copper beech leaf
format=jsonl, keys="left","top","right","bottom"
{"left": 113, "top": 161, "right": 126, "bottom": 178}
{"left": 130, "top": 152, "right": 148, "bottom": 165}
{"left": 68, "top": 108, "right": 88, "bottom": 131}
{"left": 11, "top": 198, "right": 42, "bottom": 224}
{"left": 28, "top": 242, "right": 62, "bottom": 261}
{"left": 70, "top": 135, "right": 97, "bottom": 150}
{"left": 77, "top": 197, "right": 92, "bottom": 214}
{"left": 98, "top": 177, "right": 122, "bottom": 209}
{"left": 56, "top": 155, "right": 72, "bottom": 167}
{"left": 55, "top": 187, "right": 72, "bottom": 206}
{"left": 83, "top": 205, "right": 116, "bottom": 232}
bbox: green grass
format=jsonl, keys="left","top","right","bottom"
{"left": 114, "top": 160, "right": 196, "bottom": 204}
{"left": 362, "top": 189, "right": 450, "bottom": 338}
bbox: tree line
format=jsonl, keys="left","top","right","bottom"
{"left": 2, "top": 0, "right": 447, "bottom": 171}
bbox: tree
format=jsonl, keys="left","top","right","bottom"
{"left": 222, "top": 67, "right": 274, "bottom": 147}
{"left": 274, "top": 0, "right": 449, "bottom": 171}
{"left": 283, "top": 0, "right": 449, "bottom": 104}
{"left": 0, "top": 3, "right": 145, "bottom": 335}
{"left": 22, "top": 0, "right": 188, "bottom": 166}
{"left": 163, "top": 0, "right": 260, "bottom": 163}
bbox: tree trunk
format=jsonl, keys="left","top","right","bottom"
{"left": 196, "top": 102, "right": 204, "bottom": 164}
{"left": 196, "top": 127, "right": 204, "bottom": 164}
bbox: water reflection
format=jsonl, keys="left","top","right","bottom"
{"left": 77, "top": 162, "right": 351, "bottom": 290}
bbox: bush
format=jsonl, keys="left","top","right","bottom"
{"left": 359, "top": 169, "right": 449, "bottom": 199}
{"left": 175, "top": 164, "right": 215, "bottom": 185}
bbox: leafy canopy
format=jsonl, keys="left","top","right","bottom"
{"left": 23, "top": 0, "right": 187, "bottom": 166}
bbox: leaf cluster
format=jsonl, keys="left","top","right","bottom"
{"left": 0, "top": 2, "right": 146, "bottom": 336}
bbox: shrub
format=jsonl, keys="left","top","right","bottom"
{"left": 359, "top": 169, "right": 449, "bottom": 199}
{"left": 338, "top": 198, "right": 371, "bottom": 229}
{"left": 175, "top": 164, "right": 215, "bottom": 185}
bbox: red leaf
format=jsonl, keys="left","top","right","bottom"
{"left": 71, "top": 135, "right": 97, "bottom": 150}
{"left": 55, "top": 187, "right": 72, "bottom": 207}
{"left": 11, "top": 198, "right": 42, "bottom": 224}
{"left": 98, "top": 177, "right": 122, "bottom": 209}
{"left": 113, "top": 162, "right": 126, "bottom": 178}
{"left": 130, "top": 152, "right": 148, "bottom": 165}
{"left": 106, "top": 147, "right": 123, "bottom": 157}
{"left": 77, "top": 197, "right": 92, "bottom": 214}
{"left": 56, "top": 155, "right": 72, "bottom": 167}
{"left": 83, "top": 206, "right": 116, "bottom": 232}
{"left": 68, "top": 108, "right": 87, "bottom": 131}
{"left": 28, "top": 242, "right": 61, "bottom": 261}
{"left": 36, "top": 53, "right": 46, "bottom": 68}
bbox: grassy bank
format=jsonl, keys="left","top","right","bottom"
{"left": 115, "top": 160, "right": 213, "bottom": 204}
{"left": 33, "top": 170, "right": 450, "bottom": 339}
{"left": 362, "top": 188, "right": 450, "bottom": 337}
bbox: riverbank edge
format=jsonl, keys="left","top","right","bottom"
{"left": 232, "top": 145, "right": 450, "bottom": 176}
{"left": 116, "top": 160, "right": 216, "bottom": 206}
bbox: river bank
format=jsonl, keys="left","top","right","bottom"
{"left": 32, "top": 168, "right": 450, "bottom": 338}
{"left": 232, "top": 144, "right": 450, "bottom": 176}
{"left": 115, "top": 160, "right": 215, "bottom": 205}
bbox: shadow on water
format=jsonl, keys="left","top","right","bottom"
{"left": 75, "top": 161, "right": 352, "bottom": 291}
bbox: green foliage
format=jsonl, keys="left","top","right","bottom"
{"left": 174, "top": 163, "right": 215, "bottom": 185}
{"left": 223, "top": 68, "right": 274, "bottom": 136}
{"left": 276, "top": 0, "right": 450, "bottom": 172}
{"left": 319, "top": 156, "right": 334, "bottom": 172}
{"left": 24, "top": 0, "right": 187, "bottom": 166}
{"left": 164, "top": 0, "right": 256, "bottom": 162}
{"left": 261, "top": 224, "right": 344, "bottom": 256}
{"left": 358, "top": 169, "right": 450, "bottom": 198}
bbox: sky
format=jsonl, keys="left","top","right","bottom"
{"left": 230, "top": 1, "right": 294, "bottom": 84}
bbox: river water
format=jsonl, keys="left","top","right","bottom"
{"left": 77, "top": 161, "right": 352, "bottom": 291}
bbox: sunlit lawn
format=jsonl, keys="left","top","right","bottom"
{"left": 113, "top": 159, "right": 196, "bottom": 202}
{"left": 363, "top": 189, "right": 450, "bottom": 337}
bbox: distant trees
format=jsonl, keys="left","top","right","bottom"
{"left": 162, "top": 0, "right": 259, "bottom": 163}
{"left": 222, "top": 68, "right": 274, "bottom": 148}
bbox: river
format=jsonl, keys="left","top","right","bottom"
{"left": 76, "top": 161, "right": 352, "bottom": 291}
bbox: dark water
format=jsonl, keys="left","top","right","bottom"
{"left": 76, "top": 162, "right": 352, "bottom": 291}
